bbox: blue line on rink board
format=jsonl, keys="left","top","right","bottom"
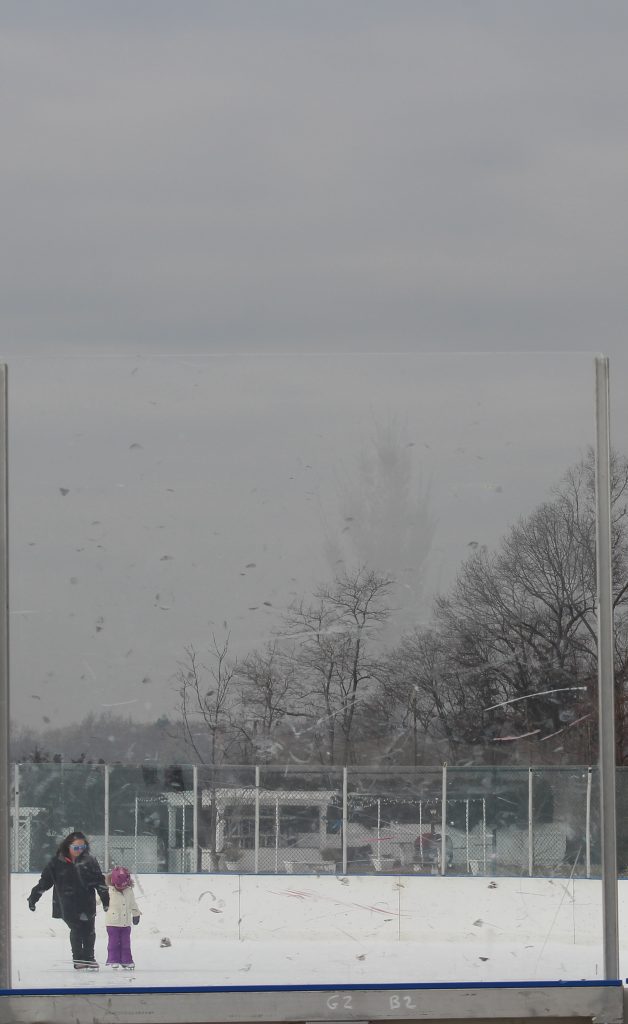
{"left": 1, "top": 979, "right": 623, "bottom": 997}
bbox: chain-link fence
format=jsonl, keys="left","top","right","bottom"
{"left": 10, "top": 762, "right": 607, "bottom": 878}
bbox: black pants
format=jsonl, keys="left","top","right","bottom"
{"left": 65, "top": 916, "right": 96, "bottom": 964}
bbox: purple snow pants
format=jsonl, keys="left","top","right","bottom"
{"left": 106, "top": 925, "right": 133, "bottom": 965}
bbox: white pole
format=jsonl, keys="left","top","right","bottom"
{"left": 595, "top": 355, "right": 619, "bottom": 979}
{"left": 342, "top": 767, "right": 348, "bottom": 875}
{"left": 528, "top": 768, "right": 534, "bottom": 878}
{"left": 376, "top": 798, "right": 381, "bottom": 871}
{"left": 192, "top": 766, "right": 198, "bottom": 873}
{"left": 13, "top": 764, "right": 19, "bottom": 871}
{"left": 254, "top": 766, "right": 260, "bottom": 875}
{"left": 465, "top": 799, "right": 470, "bottom": 874}
{"left": 274, "top": 796, "right": 279, "bottom": 874}
{"left": 482, "top": 798, "right": 487, "bottom": 874}
{"left": 440, "top": 763, "right": 447, "bottom": 876}
{"left": 181, "top": 802, "right": 186, "bottom": 872}
{"left": 104, "top": 764, "right": 110, "bottom": 872}
{"left": 586, "top": 767, "right": 592, "bottom": 879}
{"left": 419, "top": 801, "right": 423, "bottom": 864}
{"left": 134, "top": 795, "right": 138, "bottom": 873}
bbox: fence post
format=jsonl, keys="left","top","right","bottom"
{"left": 0, "top": 364, "right": 10, "bottom": 989}
{"left": 192, "top": 765, "right": 198, "bottom": 873}
{"left": 342, "top": 767, "right": 348, "bottom": 875}
{"left": 595, "top": 355, "right": 620, "bottom": 979}
{"left": 13, "top": 764, "right": 19, "bottom": 871}
{"left": 440, "top": 763, "right": 447, "bottom": 876}
{"left": 254, "top": 766, "right": 260, "bottom": 875}
{"left": 104, "top": 764, "right": 110, "bottom": 871}
{"left": 482, "top": 798, "right": 487, "bottom": 874}
{"left": 586, "top": 766, "right": 593, "bottom": 879}
{"left": 528, "top": 767, "right": 534, "bottom": 878}
{"left": 274, "top": 795, "right": 279, "bottom": 874}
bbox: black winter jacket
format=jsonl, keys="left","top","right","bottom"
{"left": 29, "top": 852, "right": 109, "bottom": 922}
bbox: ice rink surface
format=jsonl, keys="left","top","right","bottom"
{"left": 10, "top": 873, "right": 627, "bottom": 990}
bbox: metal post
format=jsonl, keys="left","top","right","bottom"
{"left": 482, "top": 798, "right": 487, "bottom": 874}
{"left": 465, "top": 799, "right": 470, "bottom": 874}
{"left": 528, "top": 768, "right": 534, "bottom": 878}
{"left": 254, "top": 766, "right": 260, "bottom": 875}
{"left": 376, "top": 798, "right": 381, "bottom": 871}
{"left": 419, "top": 801, "right": 423, "bottom": 863}
{"left": 134, "top": 795, "right": 138, "bottom": 873}
{"left": 13, "top": 764, "right": 19, "bottom": 870}
{"left": 192, "top": 765, "right": 198, "bottom": 874}
{"left": 595, "top": 355, "right": 619, "bottom": 979}
{"left": 104, "top": 764, "right": 110, "bottom": 871}
{"left": 586, "top": 767, "right": 592, "bottom": 879}
{"left": 342, "top": 767, "right": 348, "bottom": 875}
{"left": 274, "top": 796, "right": 279, "bottom": 874}
{"left": 440, "top": 763, "right": 447, "bottom": 875}
{"left": 0, "top": 364, "right": 10, "bottom": 989}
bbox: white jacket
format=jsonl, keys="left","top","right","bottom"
{"left": 104, "top": 885, "right": 141, "bottom": 928}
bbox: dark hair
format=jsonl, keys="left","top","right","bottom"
{"left": 57, "top": 831, "right": 89, "bottom": 858}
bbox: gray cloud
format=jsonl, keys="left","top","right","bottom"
{"left": 1, "top": 1, "right": 627, "bottom": 354}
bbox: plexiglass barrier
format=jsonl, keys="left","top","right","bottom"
{"left": 4, "top": 352, "right": 617, "bottom": 988}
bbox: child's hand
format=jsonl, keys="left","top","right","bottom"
{"left": 133, "top": 916, "right": 140, "bottom": 925}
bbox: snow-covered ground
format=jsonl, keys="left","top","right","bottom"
{"left": 10, "top": 873, "right": 627, "bottom": 990}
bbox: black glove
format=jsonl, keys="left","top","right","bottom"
{"left": 102, "top": 900, "right": 110, "bottom": 912}
{"left": 28, "top": 898, "right": 36, "bottom": 912}
{"left": 132, "top": 915, "right": 140, "bottom": 925}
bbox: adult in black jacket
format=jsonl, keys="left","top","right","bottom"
{"left": 28, "top": 831, "right": 109, "bottom": 969}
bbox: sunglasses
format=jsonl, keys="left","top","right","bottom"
{"left": 71, "top": 843, "right": 86, "bottom": 851}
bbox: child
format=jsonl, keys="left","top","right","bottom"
{"left": 104, "top": 866, "right": 141, "bottom": 969}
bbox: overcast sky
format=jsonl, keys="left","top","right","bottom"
{"left": 1, "top": 3, "right": 627, "bottom": 732}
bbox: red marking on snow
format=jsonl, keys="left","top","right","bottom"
{"left": 269, "top": 889, "right": 404, "bottom": 917}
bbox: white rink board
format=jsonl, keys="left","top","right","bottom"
{"left": 10, "top": 872, "right": 626, "bottom": 990}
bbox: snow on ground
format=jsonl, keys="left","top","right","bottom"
{"left": 10, "top": 873, "right": 626, "bottom": 990}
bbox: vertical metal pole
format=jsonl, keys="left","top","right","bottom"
{"left": 440, "top": 763, "right": 447, "bottom": 875}
{"left": 376, "top": 798, "right": 381, "bottom": 871}
{"left": 595, "top": 355, "right": 619, "bottom": 979}
{"left": 465, "top": 799, "right": 470, "bottom": 874}
{"left": 13, "top": 764, "right": 19, "bottom": 870}
{"left": 419, "top": 801, "right": 423, "bottom": 863}
{"left": 181, "top": 802, "right": 186, "bottom": 872}
{"left": 342, "top": 767, "right": 348, "bottom": 875}
{"left": 192, "top": 765, "right": 198, "bottom": 874}
{"left": 103, "top": 764, "right": 110, "bottom": 871}
{"left": 528, "top": 768, "right": 534, "bottom": 878}
{"left": 134, "top": 795, "right": 138, "bottom": 872}
{"left": 254, "top": 766, "right": 260, "bottom": 875}
{"left": 0, "top": 364, "right": 10, "bottom": 989}
{"left": 274, "top": 796, "right": 279, "bottom": 874}
{"left": 482, "top": 798, "right": 487, "bottom": 874}
{"left": 586, "top": 767, "right": 592, "bottom": 879}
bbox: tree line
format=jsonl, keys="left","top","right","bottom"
{"left": 174, "top": 450, "right": 628, "bottom": 768}
{"left": 14, "top": 449, "right": 628, "bottom": 769}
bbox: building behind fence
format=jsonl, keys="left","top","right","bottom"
{"left": 11, "top": 762, "right": 625, "bottom": 879}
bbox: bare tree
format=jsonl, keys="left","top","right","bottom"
{"left": 432, "top": 451, "right": 628, "bottom": 762}
{"left": 280, "top": 567, "right": 394, "bottom": 764}
{"left": 174, "top": 636, "right": 239, "bottom": 766}
{"left": 234, "top": 641, "right": 304, "bottom": 762}
{"left": 173, "top": 635, "right": 240, "bottom": 869}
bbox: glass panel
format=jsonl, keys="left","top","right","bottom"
{"left": 7, "top": 352, "right": 608, "bottom": 990}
